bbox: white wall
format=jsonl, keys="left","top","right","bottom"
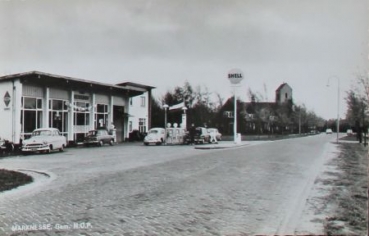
{"left": 279, "top": 85, "right": 292, "bottom": 103}
{"left": 0, "top": 80, "right": 13, "bottom": 141}
{"left": 128, "top": 92, "right": 149, "bottom": 133}
{"left": 0, "top": 80, "right": 25, "bottom": 144}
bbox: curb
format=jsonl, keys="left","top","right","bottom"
{"left": 194, "top": 143, "right": 249, "bottom": 150}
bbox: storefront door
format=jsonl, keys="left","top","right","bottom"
{"left": 113, "top": 106, "right": 125, "bottom": 142}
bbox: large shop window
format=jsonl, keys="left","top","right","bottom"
{"left": 49, "top": 99, "right": 68, "bottom": 135}
{"left": 95, "top": 104, "right": 108, "bottom": 128}
{"left": 21, "top": 97, "right": 43, "bottom": 134}
{"left": 73, "top": 101, "right": 90, "bottom": 129}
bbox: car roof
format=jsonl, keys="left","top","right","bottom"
{"left": 33, "top": 128, "right": 60, "bottom": 131}
{"left": 150, "top": 128, "right": 165, "bottom": 130}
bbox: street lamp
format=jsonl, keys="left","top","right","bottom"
{"left": 327, "top": 76, "right": 340, "bottom": 143}
{"left": 228, "top": 69, "right": 244, "bottom": 144}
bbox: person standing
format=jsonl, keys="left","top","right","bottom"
{"left": 109, "top": 122, "right": 116, "bottom": 143}
{"left": 209, "top": 130, "right": 218, "bottom": 144}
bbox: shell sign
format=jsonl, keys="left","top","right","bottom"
{"left": 227, "top": 68, "right": 244, "bottom": 84}
{"left": 4, "top": 91, "right": 10, "bottom": 107}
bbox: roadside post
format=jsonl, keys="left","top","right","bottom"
{"left": 163, "top": 104, "right": 169, "bottom": 145}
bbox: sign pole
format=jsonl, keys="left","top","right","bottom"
{"left": 227, "top": 69, "right": 244, "bottom": 144}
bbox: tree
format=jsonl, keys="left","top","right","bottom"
{"left": 150, "top": 95, "right": 165, "bottom": 128}
{"left": 159, "top": 81, "right": 219, "bottom": 128}
{"left": 345, "top": 74, "right": 369, "bottom": 135}
{"left": 345, "top": 91, "right": 367, "bottom": 126}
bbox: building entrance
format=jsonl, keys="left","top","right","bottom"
{"left": 113, "top": 106, "right": 125, "bottom": 142}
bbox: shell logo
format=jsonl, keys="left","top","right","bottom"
{"left": 3, "top": 91, "right": 10, "bottom": 107}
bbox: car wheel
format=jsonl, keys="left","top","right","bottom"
{"left": 59, "top": 145, "right": 64, "bottom": 152}
{"left": 109, "top": 139, "right": 114, "bottom": 146}
{"left": 144, "top": 142, "right": 149, "bottom": 146}
{"left": 99, "top": 140, "right": 104, "bottom": 147}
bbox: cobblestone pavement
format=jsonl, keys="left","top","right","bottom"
{"left": 0, "top": 135, "right": 337, "bottom": 235}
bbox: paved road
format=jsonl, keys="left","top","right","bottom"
{"left": 0, "top": 134, "right": 338, "bottom": 235}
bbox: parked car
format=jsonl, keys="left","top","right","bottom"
{"left": 185, "top": 127, "right": 211, "bottom": 144}
{"left": 326, "top": 128, "right": 333, "bottom": 134}
{"left": 144, "top": 128, "right": 166, "bottom": 145}
{"left": 84, "top": 129, "right": 114, "bottom": 147}
{"left": 346, "top": 129, "right": 353, "bottom": 136}
{"left": 21, "top": 128, "right": 67, "bottom": 154}
{"left": 207, "top": 128, "right": 222, "bottom": 141}
{"left": 128, "top": 129, "right": 146, "bottom": 142}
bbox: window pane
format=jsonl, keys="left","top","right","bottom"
{"left": 63, "top": 112, "right": 68, "bottom": 133}
{"left": 37, "top": 111, "right": 42, "bottom": 128}
{"left": 97, "top": 104, "right": 106, "bottom": 113}
{"left": 75, "top": 113, "right": 89, "bottom": 125}
{"left": 24, "top": 110, "right": 36, "bottom": 133}
{"left": 37, "top": 99, "right": 42, "bottom": 109}
{"left": 49, "top": 112, "right": 53, "bottom": 127}
{"left": 64, "top": 101, "right": 69, "bottom": 111}
{"left": 97, "top": 114, "right": 106, "bottom": 128}
{"left": 53, "top": 100, "right": 63, "bottom": 110}
{"left": 24, "top": 97, "right": 36, "bottom": 109}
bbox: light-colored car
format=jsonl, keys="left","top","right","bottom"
{"left": 207, "top": 128, "right": 222, "bottom": 141}
{"left": 326, "top": 128, "right": 333, "bottom": 134}
{"left": 22, "top": 128, "right": 67, "bottom": 154}
{"left": 346, "top": 129, "right": 353, "bottom": 136}
{"left": 144, "top": 128, "right": 166, "bottom": 145}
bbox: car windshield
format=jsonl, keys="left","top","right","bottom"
{"left": 149, "top": 130, "right": 158, "bottom": 134}
{"left": 32, "top": 130, "right": 52, "bottom": 136}
{"left": 88, "top": 131, "right": 97, "bottom": 136}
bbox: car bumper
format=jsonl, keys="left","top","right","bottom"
{"left": 21, "top": 146, "right": 49, "bottom": 152}
{"left": 84, "top": 141, "right": 99, "bottom": 145}
{"left": 144, "top": 140, "right": 161, "bottom": 144}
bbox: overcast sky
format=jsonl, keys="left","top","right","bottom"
{"left": 0, "top": 0, "right": 368, "bottom": 119}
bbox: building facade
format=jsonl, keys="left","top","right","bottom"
{"left": 0, "top": 71, "right": 154, "bottom": 145}
{"left": 127, "top": 91, "right": 149, "bottom": 134}
{"left": 220, "top": 83, "right": 293, "bottom": 135}
{"left": 275, "top": 83, "right": 293, "bottom": 104}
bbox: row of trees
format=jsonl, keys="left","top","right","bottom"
{"left": 151, "top": 82, "right": 222, "bottom": 129}
{"left": 150, "top": 81, "right": 326, "bottom": 135}
{"left": 344, "top": 74, "right": 369, "bottom": 132}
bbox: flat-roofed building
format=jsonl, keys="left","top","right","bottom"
{"left": 0, "top": 71, "right": 154, "bottom": 146}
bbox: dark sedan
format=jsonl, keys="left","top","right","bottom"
{"left": 84, "top": 129, "right": 114, "bottom": 147}
{"left": 184, "top": 127, "right": 211, "bottom": 144}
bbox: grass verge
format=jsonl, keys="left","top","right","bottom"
{"left": 322, "top": 143, "right": 368, "bottom": 235}
{"left": 0, "top": 169, "right": 33, "bottom": 192}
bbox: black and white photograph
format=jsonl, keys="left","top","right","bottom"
{"left": 0, "top": 0, "right": 368, "bottom": 235}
